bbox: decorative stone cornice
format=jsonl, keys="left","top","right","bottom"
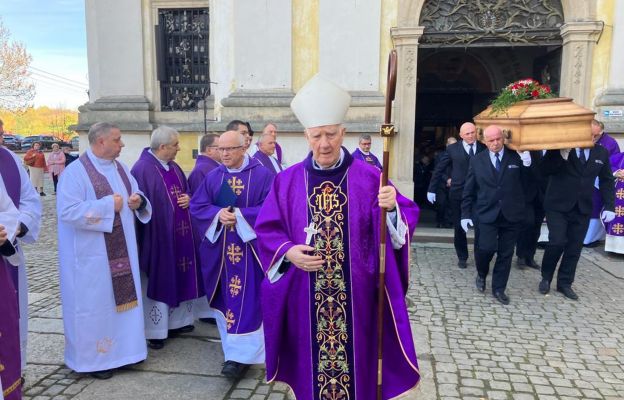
{"left": 391, "top": 26, "right": 425, "bottom": 47}
{"left": 560, "top": 21, "right": 603, "bottom": 44}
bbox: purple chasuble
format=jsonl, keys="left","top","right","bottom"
{"left": 190, "top": 158, "right": 273, "bottom": 334}
{"left": 132, "top": 149, "right": 201, "bottom": 307}
{"left": 188, "top": 155, "right": 220, "bottom": 195}
{"left": 0, "top": 147, "right": 21, "bottom": 292}
{"left": 0, "top": 257, "right": 21, "bottom": 400}
{"left": 255, "top": 149, "right": 420, "bottom": 400}
{"left": 352, "top": 148, "right": 382, "bottom": 170}
{"left": 253, "top": 151, "right": 282, "bottom": 175}
{"left": 607, "top": 152, "right": 624, "bottom": 239}
{"left": 590, "top": 136, "right": 622, "bottom": 218}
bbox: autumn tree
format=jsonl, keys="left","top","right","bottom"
{"left": 0, "top": 18, "right": 35, "bottom": 110}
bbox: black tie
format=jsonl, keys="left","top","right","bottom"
{"left": 469, "top": 144, "right": 474, "bottom": 157}
{"left": 495, "top": 152, "right": 501, "bottom": 172}
{"left": 579, "top": 149, "right": 587, "bottom": 165}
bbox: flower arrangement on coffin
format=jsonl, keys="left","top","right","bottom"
{"left": 489, "top": 78, "right": 555, "bottom": 115}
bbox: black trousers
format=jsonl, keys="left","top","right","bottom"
{"left": 52, "top": 174, "right": 59, "bottom": 193}
{"left": 516, "top": 198, "right": 545, "bottom": 260}
{"left": 450, "top": 196, "right": 479, "bottom": 261}
{"left": 475, "top": 213, "right": 520, "bottom": 293}
{"left": 435, "top": 187, "right": 452, "bottom": 225}
{"left": 540, "top": 206, "right": 590, "bottom": 288}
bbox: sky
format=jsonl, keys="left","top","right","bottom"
{"left": 0, "top": 0, "right": 89, "bottom": 110}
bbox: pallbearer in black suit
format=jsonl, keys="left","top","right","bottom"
{"left": 538, "top": 146, "right": 615, "bottom": 300}
{"left": 427, "top": 122, "right": 486, "bottom": 268}
{"left": 461, "top": 126, "right": 531, "bottom": 305}
{"left": 515, "top": 150, "right": 547, "bottom": 270}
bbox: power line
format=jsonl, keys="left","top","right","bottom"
{"left": 30, "top": 72, "right": 88, "bottom": 91}
{"left": 29, "top": 66, "right": 88, "bottom": 88}
{"left": 30, "top": 76, "right": 88, "bottom": 94}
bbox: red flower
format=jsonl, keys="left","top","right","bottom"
{"left": 531, "top": 90, "right": 539, "bottom": 98}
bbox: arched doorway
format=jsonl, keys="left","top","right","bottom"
{"left": 412, "top": 0, "right": 565, "bottom": 217}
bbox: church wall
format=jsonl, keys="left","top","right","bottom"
{"left": 292, "top": 0, "right": 319, "bottom": 91}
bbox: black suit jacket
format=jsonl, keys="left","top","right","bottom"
{"left": 428, "top": 140, "right": 486, "bottom": 200}
{"left": 461, "top": 147, "right": 527, "bottom": 224}
{"left": 524, "top": 150, "right": 548, "bottom": 203}
{"left": 540, "top": 146, "right": 615, "bottom": 214}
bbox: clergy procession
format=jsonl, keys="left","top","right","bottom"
{"left": 2, "top": 74, "right": 624, "bottom": 399}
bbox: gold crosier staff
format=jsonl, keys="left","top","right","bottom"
{"left": 376, "top": 49, "right": 398, "bottom": 400}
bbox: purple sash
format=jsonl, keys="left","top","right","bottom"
{"left": 0, "top": 147, "right": 22, "bottom": 308}
{"left": 0, "top": 257, "right": 21, "bottom": 400}
{"left": 79, "top": 154, "right": 139, "bottom": 312}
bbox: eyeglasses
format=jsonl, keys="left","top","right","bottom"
{"left": 217, "top": 146, "right": 243, "bottom": 153}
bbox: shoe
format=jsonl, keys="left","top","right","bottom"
{"left": 169, "top": 325, "right": 195, "bottom": 337}
{"left": 475, "top": 276, "right": 485, "bottom": 292}
{"left": 147, "top": 339, "right": 165, "bottom": 349}
{"left": 458, "top": 259, "right": 467, "bottom": 269}
{"left": 516, "top": 257, "right": 526, "bottom": 270}
{"left": 538, "top": 279, "right": 550, "bottom": 295}
{"left": 583, "top": 241, "right": 600, "bottom": 248}
{"left": 493, "top": 290, "right": 510, "bottom": 305}
{"left": 200, "top": 317, "right": 217, "bottom": 325}
{"left": 557, "top": 286, "right": 579, "bottom": 300}
{"left": 525, "top": 258, "right": 541, "bottom": 270}
{"left": 221, "top": 360, "right": 249, "bottom": 379}
{"left": 89, "top": 369, "right": 114, "bottom": 379}
{"left": 40, "top": 192, "right": 46, "bottom": 197}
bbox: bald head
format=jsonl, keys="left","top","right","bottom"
{"left": 459, "top": 122, "right": 476, "bottom": 144}
{"left": 218, "top": 130, "right": 246, "bottom": 169}
{"left": 483, "top": 125, "right": 504, "bottom": 153}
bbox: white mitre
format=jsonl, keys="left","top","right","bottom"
{"left": 290, "top": 74, "right": 351, "bottom": 129}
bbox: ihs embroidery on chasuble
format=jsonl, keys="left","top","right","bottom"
{"left": 308, "top": 180, "right": 355, "bottom": 400}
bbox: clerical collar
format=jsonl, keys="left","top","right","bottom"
{"left": 87, "top": 148, "right": 114, "bottom": 166}
{"left": 312, "top": 148, "right": 345, "bottom": 170}
{"left": 148, "top": 149, "right": 170, "bottom": 170}
{"left": 226, "top": 154, "right": 250, "bottom": 173}
{"left": 306, "top": 147, "right": 353, "bottom": 176}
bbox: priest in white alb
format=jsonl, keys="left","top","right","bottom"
{"left": 57, "top": 122, "right": 152, "bottom": 379}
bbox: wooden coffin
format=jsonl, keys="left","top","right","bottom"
{"left": 474, "top": 97, "right": 595, "bottom": 151}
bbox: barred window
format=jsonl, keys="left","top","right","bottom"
{"left": 156, "top": 8, "right": 210, "bottom": 111}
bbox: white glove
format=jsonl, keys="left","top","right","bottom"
{"left": 517, "top": 150, "right": 531, "bottom": 166}
{"left": 560, "top": 148, "right": 571, "bottom": 160}
{"left": 601, "top": 211, "right": 616, "bottom": 223}
{"left": 427, "top": 192, "right": 436, "bottom": 204}
{"left": 460, "top": 218, "right": 473, "bottom": 233}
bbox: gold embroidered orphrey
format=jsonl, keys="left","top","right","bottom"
{"left": 308, "top": 180, "right": 353, "bottom": 400}
{"left": 227, "top": 243, "right": 243, "bottom": 264}
{"left": 228, "top": 177, "right": 245, "bottom": 195}
{"left": 229, "top": 275, "right": 242, "bottom": 297}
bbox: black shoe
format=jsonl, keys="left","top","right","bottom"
{"left": 475, "top": 276, "right": 485, "bottom": 292}
{"left": 516, "top": 257, "right": 526, "bottom": 270}
{"left": 525, "top": 258, "right": 541, "bottom": 270}
{"left": 90, "top": 369, "right": 114, "bottom": 379}
{"left": 458, "top": 259, "right": 467, "bottom": 269}
{"left": 557, "top": 286, "right": 579, "bottom": 300}
{"left": 493, "top": 290, "right": 510, "bottom": 305}
{"left": 40, "top": 192, "right": 46, "bottom": 196}
{"left": 221, "top": 360, "right": 249, "bottom": 380}
{"left": 199, "top": 317, "right": 216, "bottom": 325}
{"left": 147, "top": 339, "right": 165, "bottom": 349}
{"left": 538, "top": 279, "right": 550, "bottom": 294}
{"left": 583, "top": 241, "right": 600, "bottom": 248}
{"left": 169, "top": 324, "right": 195, "bottom": 337}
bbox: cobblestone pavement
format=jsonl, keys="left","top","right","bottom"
{"left": 19, "top": 177, "right": 624, "bottom": 399}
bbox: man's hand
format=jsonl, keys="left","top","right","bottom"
{"left": 446, "top": 178, "right": 452, "bottom": 188}
{"left": 286, "top": 245, "right": 324, "bottom": 272}
{"left": 427, "top": 192, "right": 436, "bottom": 204}
{"left": 601, "top": 211, "right": 616, "bottom": 223}
{"left": 560, "top": 148, "right": 571, "bottom": 160}
{"left": 218, "top": 207, "right": 237, "bottom": 226}
{"left": 177, "top": 193, "right": 191, "bottom": 209}
{"left": 0, "top": 225, "right": 7, "bottom": 246}
{"left": 460, "top": 218, "right": 473, "bottom": 233}
{"left": 614, "top": 169, "right": 624, "bottom": 179}
{"left": 113, "top": 194, "right": 123, "bottom": 212}
{"left": 517, "top": 150, "right": 531, "bottom": 166}
{"left": 378, "top": 185, "right": 397, "bottom": 210}
{"left": 127, "top": 193, "right": 142, "bottom": 210}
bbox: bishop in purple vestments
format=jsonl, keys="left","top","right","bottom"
{"left": 584, "top": 120, "right": 621, "bottom": 245}
{"left": 255, "top": 75, "right": 420, "bottom": 400}
{"left": 131, "top": 127, "right": 202, "bottom": 349}
{"left": 352, "top": 134, "right": 382, "bottom": 170}
{"left": 190, "top": 130, "right": 274, "bottom": 380}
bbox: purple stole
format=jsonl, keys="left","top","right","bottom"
{"left": 607, "top": 153, "right": 624, "bottom": 238}
{"left": 210, "top": 169, "right": 263, "bottom": 334}
{"left": 275, "top": 142, "right": 283, "bottom": 164}
{"left": 157, "top": 166, "right": 199, "bottom": 302}
{"left": 79, "top": 154, "right": 139, "bottom": 312}
{"left": 0, "top": 256, "right": 21, "bottom": 399}
{"left": 0, "top": 148, "right": 21, "bottom": 293}
{"left": 253, "top": 151, "right": 282, "bottom": 175}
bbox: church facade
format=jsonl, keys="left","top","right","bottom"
{"left": 77, "top": 0, "right": 624, "bottom": 198}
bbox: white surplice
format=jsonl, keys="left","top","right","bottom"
{"left": 57, "top": 149, "right": 151, "bottom": 372}
{"left": 0, "top": 148, "right": 42, "bottom": 371}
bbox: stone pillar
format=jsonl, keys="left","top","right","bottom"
{"left": 389, "top": 27, "right": 423, "bottom": 199}
{"left": 595, "top": 0, "right": 624, "bottom": 133}
{"left": 559, "top": 22, "right": 603, "bottom": 107}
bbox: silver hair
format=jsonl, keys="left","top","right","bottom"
{"left": 150, "top": 126, "right": 179, "bottom": 150}
{"left": 359, "top": 134, "right": 372, "bottom": 142}
{"left": 88, "top": 122, "right": 119, "bottom": 145}
{"left": 257, "top": 133, "right": 274, "bottom": 144}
